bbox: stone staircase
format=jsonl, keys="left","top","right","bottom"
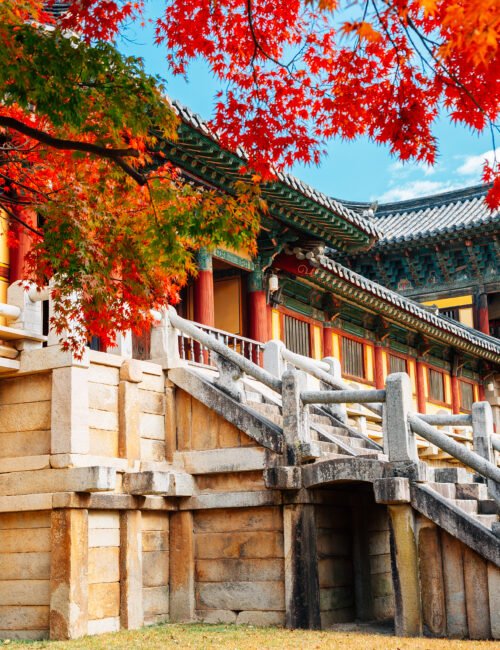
{"left": 426, "top": 467, "right": 499, "bottom": 533}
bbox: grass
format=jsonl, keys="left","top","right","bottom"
{"left": 1, "top": 623, "right": 498, "bottom": 649}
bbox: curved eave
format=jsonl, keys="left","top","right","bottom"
{"left": 314, "top": 258, "right": 500, "bottom": 364}
{"left": 165, "top": 106, "right": 380, "bottom": 253}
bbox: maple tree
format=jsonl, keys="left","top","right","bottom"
{"left": 1, "top": 0, "right": 499, "bottom": 352}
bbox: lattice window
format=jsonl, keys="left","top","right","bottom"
{"left": 460, "top": 381, "right": 474, "bottom": 411}
{"left": 389, "top": 354, "right": 407, "bottom": 374}
{"left": 428, "top": 368, "right": 445, "bottom": 403}
{"left": 284, "top": 315, "right": 310, "bottom": 357}
{"left": 342, "top": 337, "right": 365, "bottom": 379}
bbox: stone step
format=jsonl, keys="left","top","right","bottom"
{"left": 246, "top": 402, "right": 283, "bottom": 425}
{"left": 427, "top": 482, "right": 456, "bottom": 499}
{"left": 455, "top": 482, "right": 489, "bottom": 500}
{"left": 451, "top": 499, "right": 478, "bottom": 515}
{"left": 478, "top": 499, "right": 498, "bottom": 515}
{"left": 474, "top": 514, "right": 498, "bottom": 529}
{"left": 244, "top": 390, "right": 264, "bottom": 403}
{"left": 312, "top": 424, "right": 347, "bottom": 437}
{"left": 434, "top": 467, "right": 472, "bottom": 484}
{"left": 310, "top": 413, "right": 334, "bottom": 426}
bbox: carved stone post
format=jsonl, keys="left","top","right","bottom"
{"left": 281, "top": 368, "right": 309, "bottom": 464}
{"left": 321, "top": 356, "right": 347, "bottom": 424}
{"left": 150, "top": 308, "right": 181, "bottom": 369}
{"left": 472, "top": 401, "right": 499, "bottom": 502}
{"left": 263, "top": 339, "right": 286, "bottom": 379}
{"left": 384, "top": 372, "right": 418, "bottom": 464}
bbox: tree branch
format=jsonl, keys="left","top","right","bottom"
{"left": 0, "top": 115, "right": 149, "bottom": 186}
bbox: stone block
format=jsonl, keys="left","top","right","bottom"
{"left": 87, "top": 616, "right": 120, "bottom": 635}
{"left": 51, "top": 366, "right": 89, "bottom": 455}
{"left": 236, "top": 610, "right": 285, "bottom": 626}
{"left": 319, "top": 586, "right": 354, "bottom": 611}
{"left": 0, "top": 528, "right": 50, "bottom": 553}
{"left": 200, "top": 609, "right": 237, "bottom": 624}
{"left": 0, "top": 580, "right": 50, "bottom": 606}
{"left": 142, "top": 530, "right": 168, "bottom": 552}
{"left": 143, "top": 551, "right": 169, "bottom": 588}
{"left": 0, "top": 430, "right": 50, "bottom": 458}
{"left": 140, "top": 439, "right": 165, "bottom": 462}
{"left": 88, "top": 364, "right": 119, "bottom": 386}
{"left": 0, "top": 374, "right": 51, "bottom": 405}
{"left": 264, "top": 466, "right": 302, "bottom": 490}
{"left": 197, "top": 581, "right": 284, "bottom": 611}
{"left": 182, "top": 448, "right": 267, "bottom": 475}
{"left": 0, "top": 552, "right": 50, "bottom": 580}
{"left": 0, "top": 605, "right": 49, "bottom": 631}
{"left": 463, "top": 546, "right": 491, "bottom": 639}
{"left": 123, "top": 471, "right": 194, "bottom": 497}
{"left": 143, "top": 586, "right": 169, "bottom": 616}
{"left": 434, "top": 467, "right": 470, "bottom": 484}
{"left": 374, "top": 477, "right": 410, "bottom": 504}
{"left": 318, "top": 558, "right": 353, "bottom": 589}
{"left": 120, "top": 510, "right": 143, "bottom": 630}
{"left": 441, "top": 531, "right": 468, "bottom": 638}
{"left": 88, "top": 383, "right": 118, "bottom": 412}
{"left": 194, "top": 507, "right": 282, "bottom": 535}
{"left": 88, "top": 528, "right": 120, "bottom": 548}
{"left": 169, "top": 511, "right": 195, "bottom": 622}
{"left": 196, "top": 558, "right": 284, "bottom": 583}
{"left": 0, "top": 401, "right": 51, "bottom": 433}
{"left": 88, "top": 547, "right": 120, "bottom": 584}
{"left": 142, "top": 511, "right": 169, "bottom": 531}
{"left": 487, "top": 563, "right": 500, "bottom": 640}
{"left": 120, "top": 359, "right": 143, "bottom": 383}
{"left": 88, "top": 582, "right": 120, "bottom": 620}
{"left": 195, "top": 531, "right": 284, "bottom": 560}
{"left": 139, "top": 413, "right": 165, "bottom": 441}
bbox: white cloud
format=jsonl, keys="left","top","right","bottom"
{"left": 376, "top": 180, "right": 460, "bottom": 203}
{"left": 388, "top": 160, "right": 437, "bottom": 177}
{"left": 456, "top": 147, "right": 500, "bottom": 177}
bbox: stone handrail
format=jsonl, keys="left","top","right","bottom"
{"left": 301, "top": 388, "right": 386, "bottom": 405}
{"left": 166, "top": 308, "right": 282, "bottom": 393}
{"left": 409, "top": 413, "right": 500, "bottom": 485}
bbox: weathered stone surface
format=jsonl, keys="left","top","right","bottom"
{"left": 88, "top": 582, "right": 120, "bottom": 620}
{"left": 123, "top": 471, "right": 194, "bottom": 497}
{"left": 0, "top": 373, "right": 51, "bottom": 405}
{"left": 143, "top": 551, "right": 169, "bottom": 587}
{"left": 374, "top": 478, "right": 410, "bottom": 504}
{"left": 87, "top": 616, "right": 120, "bottom": 635}
{"left": 0, "top": 605, "right": 49, "bottom": 631}
{"left": 318, "top": 558, "right": 353, "bottom": 589}
{"left": 0, "top": 401, "right": 51, "bottom": 433}
{"left": 387, "top": 504, "right": 422, "bottom": 637}
{"left": 51, "top": 367, "right": 88, "bottom": 455}
{"left": 194, "top": 507, "right": 282, "bottom": 534}
{"left": 0, "top": 455, "right": 51, "bottom": 474}
{"left": 302, "top": 458, "right": 386, "bottom": 488}
{"left": 0, "top": 580, "right": 50, "bottom": 606}
{"left": 0, "top": 527, "right": 50, "bottom": 553}
{"left": 169, "top": 511, "right": 195, "bottom": 622}
{"left": 195, "top": 531, "right": 283, "bottom": 559}
{"left": 197, "top": 582, "right": 284, "bottom": 611}
{"left": 417, "top": 522, "right": 446, "bottom": 637}
{"left": 441, "top": 531, "right": 468, "bottom": 638}
{"left": 463, "top": 546, "right": 491, "bottom": 639}
{"left": 49, "top": 509, "right": 88, "bottom": 640}
{"left": 168, "top": 367, "right": 283, "bottom": 453}
{"left": 142, "top": 530, "right": 169, "bottom": 552}
{"left": 411, "top": 483, "right": 500, "bottom": 567}
{"left": 181, "top": 490, "right": 282, "bottom": 511}
{"left": 0, "top": 430, "right": 50, "bottom": 459}
{"left": 0, "top": 552, "right": 50, "bottom": 581}
{"left": 143, "top": 586, "right": 169, "bottom": 617}
{"left": 487, "top": 563, "right": 500, "bottom": 640}
{"left": 319, "top": 586, "right": 354, "bottom": 611}
{"left": 88, "top": 547, "right": 120, "bottom": 584}
{"left": 264, "top": 466, "right": 302, "bottom": 490}
{"left": 236, "top": 610, "right": 285, "bottom": 626}
{"left": 88, "top": 383, "right": 118, "bottom": 413}
{"left": 120, "top": 359, "right": 143, "bottom": 383}
{"left": 120, "top": 510, "right": 143, "bottom": 630}
{"left": 200, "top": 609, "right": 236, "bottom": 624}
{"left": 0, "top": 466, "right": 115, "bottom": 497}
{"left": 196, "top": 559, "right": 284, "bottom": 583}
{"left": 181, "top": 447, "right": 267, "bottom": 475}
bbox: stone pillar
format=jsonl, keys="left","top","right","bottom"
{"left": 282, "top": 368, "right": 309, "bottom": 463}
{"left": 322, "top": 325, "right": 333, "bottom": 359}
{"left": 248, "top": 269, "right": 268, "bottom": 343}
{"left": 384, "top": 372, "right": 419, "bottom": 463}
{"left": 50, "top": 355, "right": 90, "bottom": 458}
{"left": 388, "top": 504, "right": 423, "bottom": 637}
{"left": 50, "top": 509, "right": 89, "bottom": 639}
{"left": 374, "top": 343, "right": 385, "bottom": 390}
{"left": 417, "top": 520, "right": 446, "bottom": 637}
{"left": 120, "top": 510, "right": 143, "bottom": 630}
{"left": 193, "top": 248, "right": 214, "bottom": 327}
{"left": 415, "top": 359, "right": 426, "bottom": 414}
{"left": 119, "top": 360, "right": 143, "bottom": 466}
{"left": 169, "top": 511, "right": 195, "bottom": 622}
{"left": 322, "top": 356, "right": 347, "bottom": 425}
{"left": 263, "top": 339, "right": 286, "bottom": 379}
{"left": 284, "top": 503, "right": 321, "bottom": 630}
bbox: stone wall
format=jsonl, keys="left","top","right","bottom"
{"left": 142, "top": 512, "right": 169, "bottom": 625}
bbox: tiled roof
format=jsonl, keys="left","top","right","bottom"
{"left": 44, "top": 2, "right": 71, "bottom": 17}
{"left": 346, "top": 184, "right": 499, "bottom": 248}
{"left": 316, "top": 254, "right": 500, "bottom": 360}
{"left": 171, "top": 100, "right": 381, "bottom": 245}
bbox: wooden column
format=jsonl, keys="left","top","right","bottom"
{"left": 248, "top": 269, "right": 268, "bottom": 343}
{"left": 476, "top": 292, "right": 490, "bottom": 335}
{"left": 193, "top": 248, "right": 214, "bottom": 327}
{"left": 388, "top": 504, "right": 423, "bottom": 637}
{"left": 284, "top": 503, "right": 321, "bottom": 629}
{"left": 374, "top": 343, "right": 385, "bottom": 389}
{"left": 322, "top": 325, "right": 333, "bottom": 359}
{"left": 169, "top": 510, "right": 195, "bottom": 622}
{"left": 50, "top": 509, "right": 89, "bottom": 639}
{"left": 8, "top": 211, "right": 36, "bottom": 283}
{"left": 451, "top": 374, "right": 460, "bottom": 414}
{"left": 416, "top": 359, "right": 426, "bottom": 414}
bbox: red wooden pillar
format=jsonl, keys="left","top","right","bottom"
{"left": 193, "top": 249, "right": 214, "bottom": 327}
{"left": 8, "top": 213, "right": 35, "bottom": 283}
{"left": 322, "top": 325, "right": 333, "bottom": 358}
{"left": 248, "top": 270, "right": 268, "bottom": 342}
{"left": 374, "top": 343, "right": 385, "bottom": 389}
{"left": 193, "top": 249, "right": 214, "bottom": 364}
{"left": 478, "top": 383, "right": 486, "bottom": 401}
{"left": 451, "top": 374, "right": 460, "bottom": 414}
{"left": 476, "top": 292, "right": 490, "bottom": 335}
{"left": 416, "top": 359, "right": 426, "bottom": 414}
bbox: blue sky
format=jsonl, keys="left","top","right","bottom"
{"left": 118, "top": 4, "right": 497, "bottom": 204}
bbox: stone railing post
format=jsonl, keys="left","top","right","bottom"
{"left": 472, "top": 401, "right": 499, "bottom": 501}
{"left": 321, "top": 356, "right": 347, "bottom": 424}
{"left": 7, "top": 281, "right": 44, "bottom": 349}
{"left": 150, "top": 309, "right": 181, "bottom": 369}
{"left": 281, "top": 368, "right": 309, "bottom": 464}
{"left": 384, "top": 372, "right": 419, "bottom": 464}
{"left": 263, "top": 339, "right": 286, "bottom": 379}
{"left": 107, "top": 331, "right": 133, "bottom": 359}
